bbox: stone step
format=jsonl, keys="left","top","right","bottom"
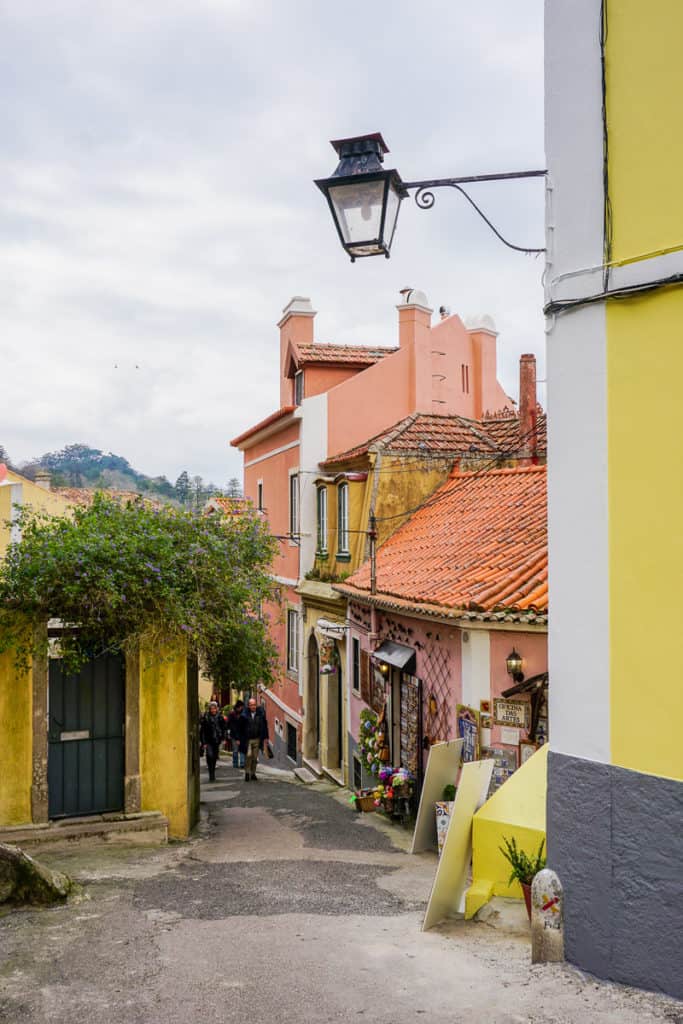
{"left": 294, "top": 767, "right": 318, "bottom": 785}
{"left": 0, "top": 811, "right": 168, "bottom": 850}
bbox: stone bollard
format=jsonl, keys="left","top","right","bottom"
{"left": 531, "top": 868, "right": 564, "bottom": 964}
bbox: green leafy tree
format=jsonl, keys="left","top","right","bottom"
{"left": 0, "top": 494, "right": 279, "bottom": 691}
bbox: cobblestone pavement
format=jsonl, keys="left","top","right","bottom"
{"left": 1, "top": 759, "right": 681, "bottom": 1024}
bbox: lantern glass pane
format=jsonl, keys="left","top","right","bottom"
{"left": 384, "top": 181, "right": 402, "bottom": 248}
{"left": 328, "top": 179, "right": 385, "bottom": 253}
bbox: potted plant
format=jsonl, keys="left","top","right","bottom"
{"left": 499, "top": 835, "right": 546, "bottom": 919}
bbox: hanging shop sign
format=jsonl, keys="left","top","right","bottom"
{"left": 493, "top": 697, "right": 530, "bottom": 729}
{"left": 456, "top": 704, "right": 480, "bottom": 762}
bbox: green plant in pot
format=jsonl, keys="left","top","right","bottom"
{"left": 499, "top": 836, "right": 546, "bottom": 920}
{"left": 442, "top": 783, "right": 456, "bottom": 802}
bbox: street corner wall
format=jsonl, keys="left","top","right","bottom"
{"left": 547, "top": 751, "right": 683, "bottom": 999}
{"left": 0, "top": 649, "right": 33, "bottom": 826}
{"left": 466, "top": 744, "right": 548, "bottom": 918}
{"left": 139, "top": 645, "right": 192, "bottom": 838}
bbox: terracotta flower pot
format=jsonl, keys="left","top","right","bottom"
{"left": 521, "top": 882, "right": 532, "bottom": 921}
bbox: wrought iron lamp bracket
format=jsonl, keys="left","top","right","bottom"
{"left": 403, "top": 170, "right": 547, "bottom": 255}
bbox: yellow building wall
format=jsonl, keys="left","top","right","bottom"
{"left": 0, "top": 471, "right": 74, "bottom": 557}
{"left": 374, "top": 456, "right": 451, "bottom": 546}
{"left": 606, "top": 1, "right": 683, "bottom": 782}
{"left": 465, "top": 745, "right": 547, "bottom": 918}
{"left": 608, "top": 291, "right": 683, "bottom": 782}
{"left": 140, "top": 645, "right": 191, "bottom": 837}
{"left": 607, "top": 0, "right": 683, "bottom": 263}
{"left": 0, "top": 649, "right": 33, "bottom": 826}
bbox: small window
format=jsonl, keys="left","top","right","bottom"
{"left": 286, "top": 722, "right": 297, "bottom": 761}
{"left": 294, "top": 370, "right": 304, "bottom": 405}
{"left": 289, "top": 473, "right": 299, "bottom": 537}
{"left": 317, "top": 486, "right": 328, "bottom": 552}
{"left": 352, "top": 637, "right": 360, "bottom": 693}
{"left": 257, "top": 481, "right": 263, "bottom": 512}
{"left": 461, "top": 363, "right": 470, "bottom": 394}
{"left": 286, "top": 609, "right": 299, "bottom": 672}
{"left": 353, "top": 754, "right": 362, "bottom": 791}
{"left": 337, "top": 482, "right": 349, "bottom": 554}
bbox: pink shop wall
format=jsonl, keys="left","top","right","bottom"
{"left": 488, "top": 630, "right": 548, "bottom": 749}
{"left": 347, "top": 604, "right": 463, "bottom": 763}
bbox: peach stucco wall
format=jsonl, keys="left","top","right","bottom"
{"left": 327, "top": 313, "right": 513, "bottom": 459}
{"left": 244, "top": 433, "right": 300, "bottom": 583}
{"left": 304, "top": 364, "right": 364, "bottom": 400}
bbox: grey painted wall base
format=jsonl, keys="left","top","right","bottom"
{"left": 547, "top": 751, "right": 683, "bottom": 999}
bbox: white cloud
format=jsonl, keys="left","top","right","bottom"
{"left": 1, "top": 0, "right": 545, "bottom": 484}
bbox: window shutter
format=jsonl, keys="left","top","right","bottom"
{"left": 360, "top": 650, "right": 371, "bottom": 704}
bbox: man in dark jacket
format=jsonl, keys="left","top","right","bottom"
{"left": 239, "top": 697, "right": 269, "bottom": 781}
{"left": 227, "top": 699, "right": 245, "bottom": 769}
{"left": 200, "top": 701, "right": 225, "bottom": 782}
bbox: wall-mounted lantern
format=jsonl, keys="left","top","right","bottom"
{"left": 505, "top": 648, "right": 525, "bottom": 683}
{"left": 376, "top": 660, "right": 391, "bottom": 678}
{"left": 315, "top": 132, "right": 545, "bottom": 261}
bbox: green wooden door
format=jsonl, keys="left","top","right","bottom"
{"left": 48, "top": 653, "right": 125, "bottom": 818}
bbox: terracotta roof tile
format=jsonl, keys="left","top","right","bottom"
{"left": 296, "top": 343, "right": 397, "bottom": 367}
{"left": 230, "top": 406, "right": 296, "bottom": 447}
{"left": 321, "top": 413, "right": 498, "bottom": 467}
{"left": 54, "top": 488, "right": 163, "bottom": 509}
{"left": 482, "top": 408, "right": 547, "bottom": 455}
{"left": 337, "top": 465, "right": 547, "bottom": 618}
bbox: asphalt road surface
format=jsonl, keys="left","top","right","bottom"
{"left": 1, "top": 760, "right": 681, "bottom": 1023}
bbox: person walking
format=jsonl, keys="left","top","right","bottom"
{"left": 227, "top": 699, "right": 245, "bottom": 770}
{"left": 200, "top": 700, "right": 225, "bottom": 782}
{"left": 239, "top": 696, "right": 269, "bottom": 781}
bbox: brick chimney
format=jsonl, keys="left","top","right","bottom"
{"left": 277, "top": 296, "right": 316, "bottom": 407}
{"left": 519, "top": 353, "right": 537, "bottom": 459}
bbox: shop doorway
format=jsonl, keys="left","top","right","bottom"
{"left": 304, "top": 633, "right": 320, "bottom": 761}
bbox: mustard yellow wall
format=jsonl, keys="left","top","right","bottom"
{"left": 318, "top": 477, "right": 370, "bottom": 576}
{"left": 374, "top": 456, "right": 451, "bottom": 546}
{"left": 607, "top": 291, "right": 683, "bottom": 781}
{"left": 607, "top": 1, "right": 683, "bottom": 263}
{"left": 140, "top": 645, "right": 191, "bottom": 837}
{"left": 606, "top": 2, "right": 683, "bottom": 782}
{"left": 0, "top": 650, "right": 33, "bottom": 826}
{"left": 0, "top": 471, "right": 73, "bottom": 557}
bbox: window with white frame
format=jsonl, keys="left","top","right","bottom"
{"left": 286, "top": 608, "right": 299, "bottom": 672}
{"left": 294, "top": 370, "right": 304, "bottom": 406}
{"left": 317, "top": 486, "right": 328, "bottom": 552}
{"left": 352, "top": 636, "right": 360, "bottom": 693}
{"left": 337, "top": 482, "right": 349, "bottom": 554}
{"left": 289, "top": 473, "right": 299, "bottom": 538}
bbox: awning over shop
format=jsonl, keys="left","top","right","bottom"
{"left": 372, "top": 640, "right": 416, "bottom": 673}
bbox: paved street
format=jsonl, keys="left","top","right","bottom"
{"left": 1, "top": 761, "right": 681, "bottom": 1024}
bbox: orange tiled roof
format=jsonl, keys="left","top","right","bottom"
{"left": 205, "top": 496, "right": 248, "bottom": 515}
{"left": 295, "top": 342, "right": 397, "bottom": 367}
{"left": 321, "top": 413, "right": 498, "bottom": 467}
{"left": 230, "top": 406, "right": 296, "bottom": 448}
{"left": 336, "top": 465, "right": 547, "bottom": 622}
{"left": 54, "top": 488, "right": 163, "bottom": 509}
{"left": 482, "top": 407, "right": 547, "bottom": 455}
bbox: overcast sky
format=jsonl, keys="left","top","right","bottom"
{"left": 1, "top": 0, "right": 545, "bottom": 487}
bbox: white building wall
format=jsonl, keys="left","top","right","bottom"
{"left": 545, "top": 0, "right": 610, "bottom": 765}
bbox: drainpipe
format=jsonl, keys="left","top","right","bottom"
{"left": 369, "top": 513, "right": 377, "bottom": 596}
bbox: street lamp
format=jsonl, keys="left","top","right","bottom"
{"left": 315, "top": 132, "right": 546, "bottom": 261}
{"left": 314, "top": 133, "right": 408, "bottom": 261}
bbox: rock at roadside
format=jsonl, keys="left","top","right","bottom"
{"left": 0, "top": 843, "right": 72, "bottom": 906}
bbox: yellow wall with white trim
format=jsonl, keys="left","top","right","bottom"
{"left": 607, "top": 1, "right": 683, "bottom": 263}
{"left": 606, "top": 0, "right": 683, "bottom": 782}
{"left": 607, "top": 291, "right": 683, "bottom": 781}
